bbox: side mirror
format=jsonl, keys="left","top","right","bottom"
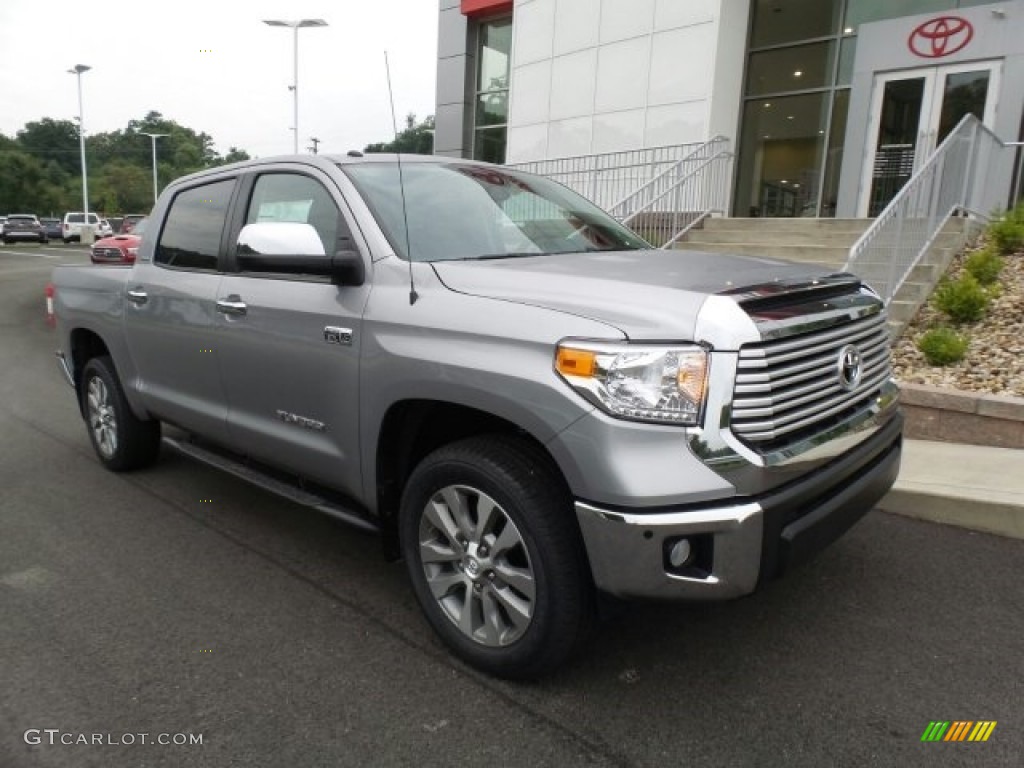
{"left": 236, "top": 222, "right": 365, "bottom": 285}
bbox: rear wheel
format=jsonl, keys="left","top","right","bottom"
{"left": 81, "top": 356, "right": 161, "bottom": 471}
{"left": 400, "top": 435, "right": 592, "bottom": 679}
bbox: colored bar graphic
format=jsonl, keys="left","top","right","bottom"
{"left": 921, "top": 721, "right": 950, "bottom": 741}
{"left": 922, "top": 721, "right": 996, "bottom": 742}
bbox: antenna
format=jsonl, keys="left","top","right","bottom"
{"left": 385, "top": 51, "right": 418, "bottom": 305}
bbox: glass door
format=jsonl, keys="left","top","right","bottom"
{"left": 859, "top": 61, "right": 1000, "bottom": 216}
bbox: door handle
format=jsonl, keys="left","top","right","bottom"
{"left": 216, "top": 295, "right": 247, "bottom": 316}
{"left": 126, "top": 288, "right": 148, "bottom": 305}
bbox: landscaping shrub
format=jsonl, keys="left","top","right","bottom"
{"left": 917, "top": 327, "right": 969, "bottom": 366}
{"left": 988, "top": 207, "right": 1024, "bottom": 255}
{"left": 964, "top": 247, "right": 1004, "bottom": 286}
{"left": 933, "top": 274, "right": 990, "bottom": 323}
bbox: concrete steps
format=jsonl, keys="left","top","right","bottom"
{"left": 675, "top": 218, "right": 875, "bottom": 269}
{"left": 673, "top": 216, "right": 977, "bottom": 339}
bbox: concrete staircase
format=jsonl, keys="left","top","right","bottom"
{"left": 672, "top": 216, "right": 974, "bottom": 338}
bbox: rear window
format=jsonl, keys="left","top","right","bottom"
{"left": 9, "top": 215, "right": 35, "bottom": 223}
{"left": 67, "top": 214, "right": 84, "bottom": 223}
{"left": 154, "top": 179, "right": 235, "bottom": 270}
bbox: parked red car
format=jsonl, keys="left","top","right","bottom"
{"left": 90, "top": 218, "right": 147, "bottom": 264}
{"left": 119, "top": 214, "right": 147, "bottom": 234}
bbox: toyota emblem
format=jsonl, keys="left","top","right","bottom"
{"left": 908, "top": 16, "right": 973, "bottom": 59}
{"left": 836, "top": 344, "right": 863, "bottom": 392}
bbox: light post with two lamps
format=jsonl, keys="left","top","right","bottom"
{"left": 263, "top": 19, "right": 328, "bottom": 154}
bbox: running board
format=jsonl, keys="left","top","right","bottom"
{"left": 162, "top": 436, "right": 380, "bottom": 534}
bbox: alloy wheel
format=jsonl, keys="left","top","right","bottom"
{"left": 418, "top": 484, "right": 536, "bottom": 647}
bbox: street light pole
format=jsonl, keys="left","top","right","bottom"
{"left": 141, "top": 132, "right": 169, "bottom": 205}
{"left": 67, "top": 64, "right": 91, "bottom": 216}
{"left": 263, "top": 19, "right": 328, "bottom": 154}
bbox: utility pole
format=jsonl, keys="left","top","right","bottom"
{"left": 308, "top": 137, "right": 320, "bottom": 155}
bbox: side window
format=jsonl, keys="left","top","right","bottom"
{"left": 244, "top": 173, "right": 350, "bottom": 255}
{"left": 155, "top": 179, "right": 235, "bottom": 270}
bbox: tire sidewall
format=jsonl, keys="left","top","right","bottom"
{"left": 400, "top": 444, "right": 579, "bottom": 677}
{"left": 81, "top": 358, "right": 132, "bottom": 470}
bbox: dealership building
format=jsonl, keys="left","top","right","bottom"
{"left": 434, "top": 0, "right": 1024, "bottom": 218}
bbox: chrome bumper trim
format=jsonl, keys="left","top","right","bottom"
{"left": 55, "top": 351, "right": 74, "bottom": 387}
{"left": 575, "top": 500, "right": 763, "bottom": 600}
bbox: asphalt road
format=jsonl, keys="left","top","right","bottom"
{"left": 1, "top": 242, "right": 1022, "bottom": 767}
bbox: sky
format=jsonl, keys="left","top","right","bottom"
{"left": 0, "top": 0, "right": 439, "bottom": 157}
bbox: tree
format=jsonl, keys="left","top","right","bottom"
{"left": 16, "top": 118, "right": 81, "bottom": 175}
{"left": 216, "top": 147, "right": 251, "bottom": 166}
{"left": 0, "top": 150, "right": 48, "bottom": 213}
{"left": 0, "top": 113, "right": 256, "bottom": 215}
{"left": 365, "top": 113, "right": 434, "bottom": 155}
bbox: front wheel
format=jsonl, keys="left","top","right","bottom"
{"left": 81, "top": 356, "right": 161, "bottom": 471}
{"left": 400, "top": 435, "right": 593, "bottom": 679}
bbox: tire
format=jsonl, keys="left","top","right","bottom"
{"left": 400, "top": 435, "right": 593, "bottom": 679}
{"left": 80, "top": 356, "right": 161, "bottom": 471}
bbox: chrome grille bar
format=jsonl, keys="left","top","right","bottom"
{"left": 730, "top": 309, "right": 892, "bottom": 444}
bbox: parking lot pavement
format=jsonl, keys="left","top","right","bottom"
{"left": 2, "top": 255, "right": 1022, "bottom": 767}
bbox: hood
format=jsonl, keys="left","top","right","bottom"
{"left": 431, "top": 249, "right": 844, "bottom": 340}
{"left": 93, "top": 234, "right": 141, "bottom": 248}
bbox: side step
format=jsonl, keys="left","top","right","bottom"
{"left": 162, "top": 436, "right": 381, "bottom": 535}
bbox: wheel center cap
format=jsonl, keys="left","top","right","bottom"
{"left": 465, "top": 558, "right": 481, "bottom": 577}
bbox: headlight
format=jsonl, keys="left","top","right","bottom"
{"left": 555, "top": 341, "right": 708, "bottom": 425}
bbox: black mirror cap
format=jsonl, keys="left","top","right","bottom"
{"left": 235, "top": 249, "right": 365, "bottom": 285}
{"left": 333, "top": 249, "right": 365, "bottom": 286}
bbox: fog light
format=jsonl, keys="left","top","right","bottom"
{"left": 668, "top": 538, "right": 693, "bottom": 568}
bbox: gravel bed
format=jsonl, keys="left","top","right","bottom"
{"left": 891, "top": 239, "right": 1024, "bottom": 398}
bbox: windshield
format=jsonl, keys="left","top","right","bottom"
{"left": 342, "top": 162, "right": 649, "bottom": 262}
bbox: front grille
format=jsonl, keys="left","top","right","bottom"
{"left": 92, "top": 247, "right": 123, "bottom": 261}
{"left": 731, "top": 310, "right": 891, "bottom": 444}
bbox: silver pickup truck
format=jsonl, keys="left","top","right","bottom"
{"left": 52, "top": 154, "right": 902, "bottom": 678}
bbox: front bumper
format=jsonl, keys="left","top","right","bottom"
{"left": 575, "top": 412, "right": 902, "bottom": 599}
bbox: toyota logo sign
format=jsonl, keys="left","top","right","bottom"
{"left": 908, "top": 16, "right": 974, "bottom": 58}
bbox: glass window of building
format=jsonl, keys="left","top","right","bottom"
{"left": 737, "top": 0, "right": 998, "bottom": 217}
{"left": 473, "top": 18, "right": 511, "bottom": 164}
{"left": 736, "top": 93, "right": 830, "bottom": 218}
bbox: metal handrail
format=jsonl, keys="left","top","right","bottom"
{"left": 507, "top": 141, "right": 709, "bottom": 211}
{"left": 608, "top": 137, "right": 728, "bottom": 219}
{"left": 845, "top": 114, "right": 1016, "bottom": 303}
{"left": 510, "top": 137, "right": 733, "bottom": 248}
{"left": 626, "top": 149, "right": 733, "bottom": 248}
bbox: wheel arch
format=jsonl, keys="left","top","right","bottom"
{"left": 69, "top": 328, "right": 112, "bottom": 416}
{"left": 372, "top": 399, "right": 571, "bottom": 559}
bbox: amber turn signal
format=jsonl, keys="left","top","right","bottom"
{"left": 556, "top": 347, "right": 597, "bottom": 378}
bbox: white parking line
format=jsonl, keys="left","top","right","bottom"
{"left": 0, "top": 249, "right": 62, "bottom": 260}
{"left": 40, "top": 247, "right": 89, "bottom": 255}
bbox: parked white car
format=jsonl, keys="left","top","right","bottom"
{"left": 62, "top": 212, "right": 102, "bottom": 243}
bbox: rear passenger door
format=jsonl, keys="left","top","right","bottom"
{"left": 214, "top": 168, "right": 371, "bottom": 498}
{"left": 123, "top": 178, "right": 235, "bottom": 437}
